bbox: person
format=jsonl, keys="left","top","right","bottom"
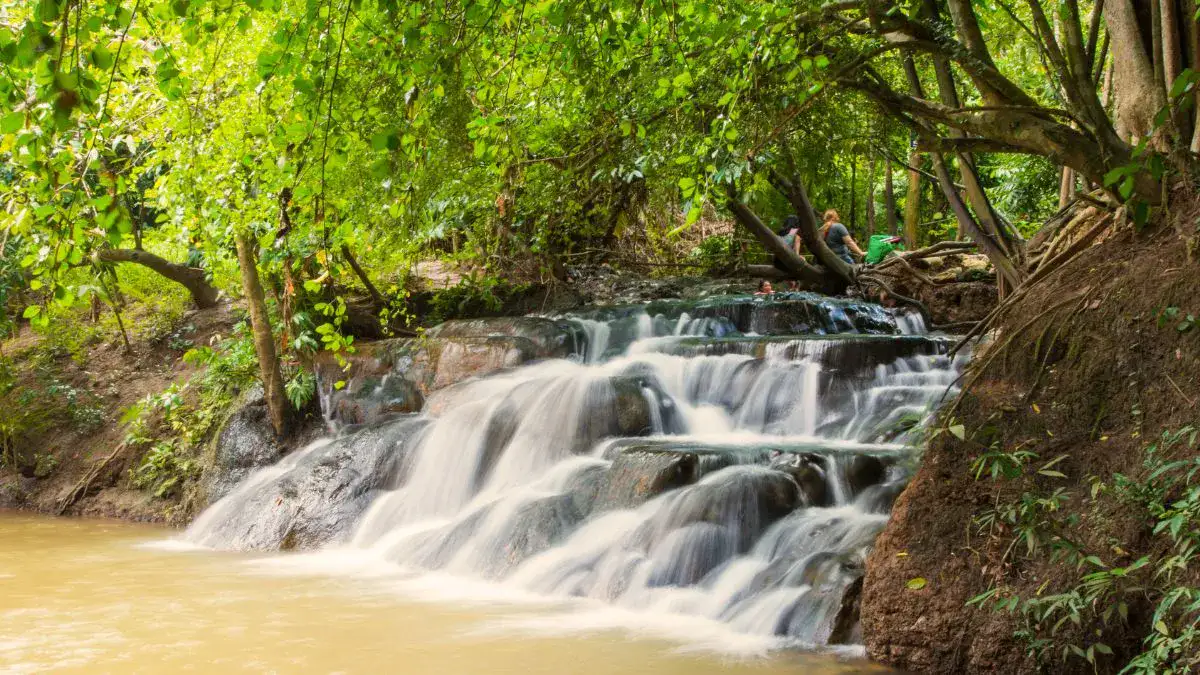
{"left": 777, "top": 215, "right": 802, "bottom": 256}
{"left": 820, "top": 209, "right": 865, "bottom": 265}
{"left": 755, "top": 279, "right": 774, "bottom": 295}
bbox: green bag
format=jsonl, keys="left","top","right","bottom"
{"left": 866, "top": 234, "right": 904, "bottom": 265}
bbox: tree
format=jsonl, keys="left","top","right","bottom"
{"left": 234, "top": 232, "right": 288, "bottom": 437}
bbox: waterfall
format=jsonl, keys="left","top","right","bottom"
{"left": 185, "top": 292, "right": 963, "bottom": 650}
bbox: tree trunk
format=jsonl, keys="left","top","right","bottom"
{"left": 724, "top": 193, "right": 830, "bottom": 289}
{"left": 903, "top": 144, "right": 922, "bottom": 249}
{"left": 341, "top": 244, "right": 385, "bottom": 307}
{"left": 234, "top": 231, "right": 289, "bottom": 437}
{"left": 93, "top": 249, "right": 219, "bottom": 309}
{"left": 884, "top": 157, "right": 898, "bottom": 237}
{"left": 767, "top": 170, "right": 857, "bottom": 286}
{"left": 848, "top": 160, "right": 858, "bottom": 230}
{"left": 929, "top": 155, "right": 1025, "bottom": 290}
{"left": 1059, "top": 167, "right": 1077, "bottom": 209}
{"left": 1108, "top": 0, "right": 1166, "bottom": 141}
{"left": 866, "top": 154, "right": 878, "bottom": 237}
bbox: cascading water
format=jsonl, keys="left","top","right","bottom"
{"left": 184, "top": 291, "right": 966, "bottom": 652}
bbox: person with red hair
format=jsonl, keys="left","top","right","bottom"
{"left": 820, "top": 209, "right": 865, "bottom": 265}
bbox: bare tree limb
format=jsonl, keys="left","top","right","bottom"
{"left": 93, "top": 249, "right": 219, "bottom": 309}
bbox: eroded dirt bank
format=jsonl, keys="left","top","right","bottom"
{"left": 862, "top": 228, "right": 1200, "bottom": 672}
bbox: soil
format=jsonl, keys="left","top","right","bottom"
{"left": 861, "top": 218, "right": 1200, "bottom": 673}
{"left": 0, "top": 303, "right": 241, "bottom": 522}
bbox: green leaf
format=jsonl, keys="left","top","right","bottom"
{"left": 0, "top": 112, "right": 23, "bottom": 134}
{"left": 1102, "top": 166, "right": 1127, "bottom": 187}
{"left": 619, "top": 120, "right": 632, "bottom": 136}
{"left": 90, "top": 45, "right": 113, "bottom": 70}
{"left": 948, "top": 424, "right": 966, "bottom": 440}
{"left": 1156, "top": 620, "right": 1170, "bottom": 635}
{"left": 906, "top": 577, "right": 927, "bottom": 590}
{"left": 1119, "top": 176, "right": 1135, "bottom": 200}
{"left": 22, "top": 305, "right": 41, "bottom": 319}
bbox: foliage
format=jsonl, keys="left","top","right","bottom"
{"left": 426, "top": 275, "right": 526, "bottom": 325}
{"left": 284, "top": 367, "right": 316, "bottom": 410}
{"left": 3, "top": 0, "right": 1128, "bottom": 346}
{"left": 966, "top": 425, "right": 1200, "bottom": 671}
{"left": 126, "top": 328, "right": 261, "bottom": 497}
{"left": 1157, "top": 307, "right": 1198, "bottom": 334}
{"left": 685, "top": 235, "right": 735, "bottom": 274}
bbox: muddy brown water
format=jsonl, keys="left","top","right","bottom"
{"left": 0, "top": 513, "right": 888, "bottom": 674}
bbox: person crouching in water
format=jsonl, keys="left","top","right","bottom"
{"left": 820, "top": 209, "right": 866, "bottom": 265}
{"left": 755, "top": 280, "right": 774, "bottom": 296}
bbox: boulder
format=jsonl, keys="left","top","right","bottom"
{"left": 426, "top": 317, "right": 584, "bottom": 359}
{"left": 656, "top": 467, "right": 802, "bottom": 550}
{"left": 769, "top": 453, "right": 830, "bottom": 507}
{"left": 596, "top": 449, "right": 701, "bottom": 511}
{"left": 316, "top": 317, "right": 584, "bottom": 427}
{"left": 846, "top": 455, "right": 887, "bottom": 497}
{"left": 185, "top": 417, "right": 428, "bottom": 551}
{"left": 195, "top": 386, "right": 284, "bottom": 507}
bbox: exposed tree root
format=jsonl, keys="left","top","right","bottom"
{"left": 946, "top": 289, "right": 1092, "bottom": 419}
{"left": 56, "top": 443, "right": 127, "bottom": 516}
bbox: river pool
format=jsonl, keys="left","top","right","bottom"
{"left": 0, "top": 513, "right": 886, "bottom": 674}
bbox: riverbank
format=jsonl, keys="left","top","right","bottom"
{"left": 862, "top": 218, "right": 1200, "bottom": 672}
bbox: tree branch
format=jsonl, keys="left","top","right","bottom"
{"left": 93, "top": 249, "right": 219, "bottom": 309}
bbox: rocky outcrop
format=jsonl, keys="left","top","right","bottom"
{"left": 186, "top": 417, "right": 428, "bottom": 551}
{"left": 652, "top": 334, "right": 950, "bottom": 373}
{"left": 596, "top": 448, "right": 702, "bottom": 510}
{"left": 194, "top": 387, "right": 285, "bottom": 508}
{"left": 316, "top": 317, "right": 585, "bottom": 427}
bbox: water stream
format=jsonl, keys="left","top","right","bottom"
{"left": 171, "top": 293, "right": 961, "bottom": 662}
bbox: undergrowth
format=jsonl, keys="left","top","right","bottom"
{"left": 426, "top": 275, "right": 529, "bottom": 325}
{"left": 125, "top": 323, "right": 259, "bottom": 498}
{"left": 964, "top": 422, "right": 1200, "bottom": 672}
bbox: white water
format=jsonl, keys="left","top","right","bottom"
{"left": 184, "top": 296, "right": 962, "bottom": 653}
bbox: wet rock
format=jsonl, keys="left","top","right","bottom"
{"left": 597, "top": 449, "right": 700, "bottom": 510}
{"left": 427, "top": 317, "right": 583, "bottom": 359}
{"left": 472, "top": 401, "right": 521, "bottom": 491}
{"left": 316, "top": 335, "right": 544, "bottom": 427}
{"left": 425, "top": 336, "right": 540, "bottom": 391}
{"left": 829, "top": 575, "right": 864, "bottom": 645}
{"left": 317, "top": 316, "right": 593, "bottom": 428}
{"left": 563, "top": 461, "right": 607, "bottom": 519}
{"left": 649, "top": 335, "right": 949, "bottom": 376}
{"left": 197, "top": 387, "right": 284, "bottom": 506}
{"left": 328, "top": 375, "right": 425, "bottom": 426}
{"left": 607, "top": 376, "right": 657, "bottom": 437}
{"left": 186, "top": 417, "right": 428, "bottom": 551}
{"left": 474, "top": 494, "right": 582, "bottom": 579}
{"left": 662, "top": 467, "right": 802, "bottom": 550}
{"left": 846, "top": 455, "right": 886, "bottom": 496}
{"left": 857, "top": 480, "right": 906, "bottom": 514}
{"left": 646, "top": 522, "right": 737, "bottom": 587}
{"left": 769, "top": 453, "right": 830, "bottom": 507}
